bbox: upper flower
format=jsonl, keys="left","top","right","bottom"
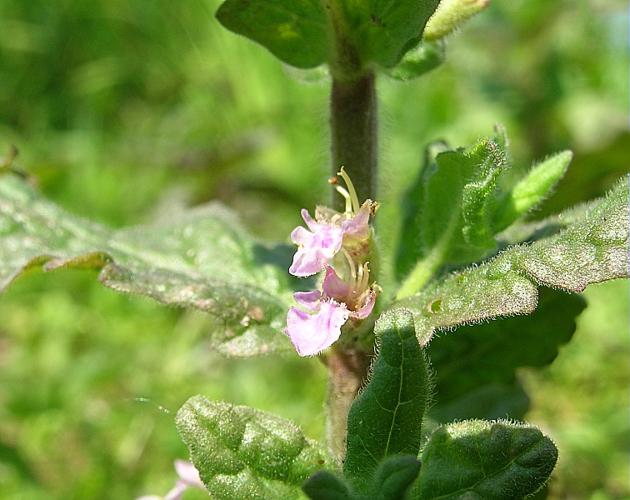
{"left": 288, "top": 167, "right": 376, "bottom": 277}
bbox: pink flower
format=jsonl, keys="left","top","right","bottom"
{"left": 285, "top": 267, "right": 377, "bottom": 357}
{"left": 341, "top": 200, "right": 372, "bottom": 242}
{"left": 137, "top": 460, "right": 204, "bottom": 500}
{"left": 285, "top": 168, "right": 379, "bottom": 356}
{"left": 288, "top": 201, "right": 375, "bottom": 278}
{"left": 289, "top": 209, "right": 344, "bottom": 277}
{"left": 286, "top": 297, "right": 349, "bottom": 356}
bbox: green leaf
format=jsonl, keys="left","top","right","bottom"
{"left": 215, "top": 0, "right": 328, "bottom": 69}
{"left": 385, "top": 41, "right": 445, "bottom": 81}
{"left": 408, "top": 420, "right": 558, "bottom": 499}
{"left": 337, "top": 0, "right": 441, "bottom": 69}
{"left": 424, "top": 0, "right": 490, "bottom": 41}
{"left": 344, "top": 309, "right": 432, "bottom": 488}
{"left": 396, "top": 138, "right": 508, "bottom": 296}
{"left": 392, "top": 178, "right": 629, "bottom": 346}
{"left": 428, "top": 382, "right": 530, "bottom": 423}
{"left": 0, "top": 175, "right": 294, "bottom": 356}
{"left": 493, "top": 151, "right": 573, "bottom": 233}
{"left": 369, "top": 455, "right": 421, "bottom": 499}
{"left": 176, "top": 396, "right": 330, "bottom": 500}
{"left": 303, "top": 471, "right": 354, "bottom": 500}
{"left": 428, "top": 289, "right": 585, "bottom": 422}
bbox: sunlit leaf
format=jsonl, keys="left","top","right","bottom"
{"left": 176, "top": 396, "right": 330, "bottom": 499}
{"left": 396, "top": 138, "right": 508, "bottom": 295}
{"left": 392, "top": 179, "right": 629, "bottom": 345}
{"left": 424, "top": 0, "right": 491, "bottom": 41}
{"left": 492, "top": 150, "right": 572, "bottom": 233}
{"left": 0, "top": 175, "right": 294, "bottom": 356}
{"left": 338, "top": 0, "right": 441, "bottom": 68}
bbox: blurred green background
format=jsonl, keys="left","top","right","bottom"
{"left": 0, "top": 0, "right": 628, "bottom": 498}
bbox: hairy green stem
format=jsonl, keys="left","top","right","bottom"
{"left": 325, "top": 72, "right": 378, "bottom": 460}
{"left": 326, "top": 347, "right": 371, "bottom": 462}
{"left": 330, "top": 73, "right": 378, "bottom": 211}
{"left": 322, "top": 0, "right": 379, "bottom": 462}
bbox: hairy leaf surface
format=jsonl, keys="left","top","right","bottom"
{"left": 409, "top": 420, "right": 558, "bottom": 499}
{"left": 385, "top": 41, "right": 445, "bottom": 82}
{"left": 344, "top": 309, "right": 431, "bottom": 487}
{"left": 0, "top": 175, "right": 294, "bottom": 356}
{"left": 396, "top": 138, "right": 508, "bottom": 291}
{"left": 177, "top": 396, "right": 330, "bottom": 499}
{"left": 393, "top": 179, "right": 628, "bottom": 345}
{"left": 428, "top": 289, "right": 585, "bottom": 422}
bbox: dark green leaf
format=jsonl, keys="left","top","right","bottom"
{"left": 428, "top": 289, "right": 585, "bottom": 422}
{"left": 177, "top": 396, "right": 330, "bottom": 500}
{"left": 0, "top": 175, "right": 294, "bottom": 356}
{"left": 344, "top": 309, "right": 432, "bottom": 488}
{"left": 409, "top": 420, "right": 558, "bottom": 499}
{"left": 338, "top": 0, "right": 441, "bottom": 68}
{"left": 428, "top": 381, "right": 530, "bottom": 423}
{"left": 392, "top": 179, "right": 628, "bottom": 346}
{"left": 303, "top": 470, "right": 354, "bottom": 500}
{"left": 216, "top": 0, "right": 328, "bottom": 69}
{"left": 370, "top": 455, "right": 421, "bottom": 500}
{"left": 396, "top": 138, "right": 508, "bottom": 296}
{"left": 385, "top": 41, "right": 445, "bottom": 81}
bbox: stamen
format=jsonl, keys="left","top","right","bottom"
{"left": 335, "top": 185, "right": 353, "bottom": 214}
{"left": 342, "top": 248, "right": 357, "bottom": 280}
{"left": 359, "top": 263, "right": 370, "bottom": 292}
{"left": 357, "top": 263, "right": 364, "bottom": 290}
{"left": 338, "top": 166, "right": 361, "bottom": 214}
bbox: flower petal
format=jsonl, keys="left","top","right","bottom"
{"left": 350, "top": 288, "right": 377, "bottom": 320}
{"left": 174, "top": 460, "right": 204, "bottom": 488}
{"left": 293, "top": 290, "right": 322, "bottom": 311}
{"left": 341, "top": 200, "right": 372, "bottom": 240}
{"left": 301, "top": 208, "right": 319, "bottom": 232}
{"left": 290, "top": 226, "right": 312, "bottom": 246}
{"left": 288, "top": 223, "right": 343, "bottom": 277}
{"left": 285, "top": 300, "right": 349, "bottom": 356}
{"left": 322, "top": 266, "right": 352, "bottom": 300}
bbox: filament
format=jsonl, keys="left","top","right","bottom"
{"left": 335, "top": 185, "right": 353, "bottom": 214}
{"left": 338, "top": 167, "right": 361, "bottom": 214}
{"left": 342, "top": 248, "right": 357, "bottom": 280}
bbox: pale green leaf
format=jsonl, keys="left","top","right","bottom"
{"left": 424, "top": 0, "right": 490, "bottom": 41}
{"left": 392, "top": 179, "right": 629, "bottom": 346}
{"left": 493, "top": 150, "right": 573, "bottom": 233}
{"left": 177, "top": 396, "right": 331, "bottom": 500}
{"left": 0, "top": 175, "right": 294, "bottom": 356}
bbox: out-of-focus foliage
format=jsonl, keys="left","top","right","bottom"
{"left": 0, "top": 0, "right": 627, "bottom": 498}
